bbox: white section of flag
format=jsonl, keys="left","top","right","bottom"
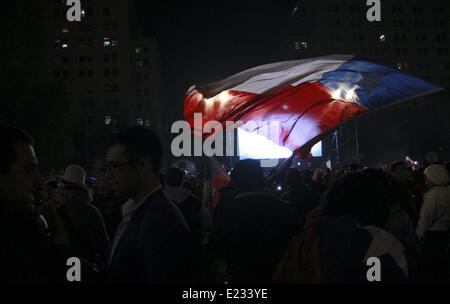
{"left": 233, "top": 56, "right": 351, "bottom": 94}
{"left": 198, "top": 55, "right": 353, "bottom": 96}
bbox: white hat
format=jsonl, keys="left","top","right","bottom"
{"left": 424, "top": 164, "right": 449, "bottom": 186}
{"left": 61, "top": 164, "right": 86, "bottom": 188}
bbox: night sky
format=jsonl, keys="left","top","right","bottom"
{"left": 135, "top": 0, "right": 297, "bottom": 120}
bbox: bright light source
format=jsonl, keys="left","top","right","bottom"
{"left": 61, "top": 43, "right": 68, "bottom": 48}
{"left": 238, "top": 128, "right": 292, "bottom": 160}
{"left": 277, "top": 185, "right": 282, "bottom": 191}
{"left": 105, "top": 115, "right": 111, "bottom": 125}
{"left": 218, "top": 91, "right": 231, "bottom": 104}
{"left": 332, "top": 89, "right": 341, "bottom": 99}
{"left": 379, "top": 34, "right": 386, "bottom": 42}
{"left": 81, "top": 9, "right": 86, "bottom": 17}
{"left": 345, "top": 88, "right": 356, "bottom": 101}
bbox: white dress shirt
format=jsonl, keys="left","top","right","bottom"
{"left": 109, "top": 185, "right": 161, "bottom": 264}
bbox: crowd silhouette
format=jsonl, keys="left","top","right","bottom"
{"left": 0, "top": 122, "right": 449, "bottom": 284}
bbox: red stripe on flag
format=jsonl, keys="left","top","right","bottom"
{"left": 184, "top": 82, "right": 366, "bottom": 158}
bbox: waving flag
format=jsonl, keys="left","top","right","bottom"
{"left": 184, "top": 55, "right": 440, "bottom": 158}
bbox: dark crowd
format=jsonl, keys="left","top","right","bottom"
{"left": 0, "top": 122, "right": 449, "bottom": 284}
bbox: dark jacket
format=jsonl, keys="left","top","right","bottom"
{"left": 40, "top": 189, "right": 110, "bottom": 266}
{"left": 0, "top": 198, "right": 70, "bottom": 283}
{"left": 108, "top": 188, "right": 193, "bottom": 283}
{"left": 212, "top": 191, "right": 298, "bottom": 283}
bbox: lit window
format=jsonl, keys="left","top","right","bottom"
{"left": 62, "top": 28, "right": 69, "bottom": 33}
{"left": 104, "top": 38, "right": 111, "bottom": 47}
{"left": 137, "top": 118, "right": 144, "bottom": 126}
{"left": 105, "top": 115, "right": 112, "bottom": 125}
{"left": 145, "top": 120, "right": 151, "bottom": 127}
{"left": 379, "top": 34, "right": 386, "bottom": 42}
{"left": 136, "top": 46, "right": 143, "bottom": 53}
{"left": 136, "top": 59, "right": 144, "bottom": 67}
{"left": 111, "top": 39, "right": 118, "bottom": 47}
{"left": 301, "top": 42, "right": 308, "bottom": 49}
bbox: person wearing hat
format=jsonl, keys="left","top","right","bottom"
{"left": 40, "top": 164, "right": 110, "bottom": 274}
{"left": 415, "top": 164, "right": 450, "bottom": 282}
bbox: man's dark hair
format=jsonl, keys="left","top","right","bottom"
{"left": 321, "top": 172, "right": 389, "bottom": 227}
{"left": 230, "top": 159, "right": 264, "bottom": 193}
{"left": 166, "top": 167, "right": 185, "bottom": 187}
{"left": 0, "top": 122, "right": 34, "bottom": 174}
{"left": 109, "top": 126, "right": 163, "bottom": 174}
{"left": 390, "top": 160, "right": 407, "bottom": 172}
{"left": 285, "top": 168, "right": 304, "bottom": 189}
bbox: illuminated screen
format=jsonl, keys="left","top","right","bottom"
{"left": 237, "top": 128, "right": 322, "bottom": 159}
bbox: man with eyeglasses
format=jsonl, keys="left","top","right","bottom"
{"left": 105, "top": 126, "right": 193, "bottom": 283}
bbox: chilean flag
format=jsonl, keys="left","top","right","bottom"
{"left": 184, "top": 55, "right": 440, "bottom": 158}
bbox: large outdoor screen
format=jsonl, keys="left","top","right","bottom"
{"left": 237, "top": 128, "right": 322, "bottom": 160}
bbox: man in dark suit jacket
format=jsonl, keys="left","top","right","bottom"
{"left": 105, "top": 127, "right": 193, "bottom": 283}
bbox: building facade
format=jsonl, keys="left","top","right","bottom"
{"left": 5, "top": 0, "right": 165, "bottom": 168}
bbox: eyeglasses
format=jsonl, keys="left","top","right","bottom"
{"left": 103, "top": 161, "right": 133, "bottom": 172}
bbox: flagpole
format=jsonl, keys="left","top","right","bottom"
{"left": 335, "top": 129, "right": 340, "bottom": 168}
{"left": 355, "top": 121, "right": 360, "bottom": 163}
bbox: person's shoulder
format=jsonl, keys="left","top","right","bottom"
{"left": 139, "top": 190, "right": 191, "bottom": 235}
{"left": 141, "top": 189, "right": 187, "bottom": 221}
